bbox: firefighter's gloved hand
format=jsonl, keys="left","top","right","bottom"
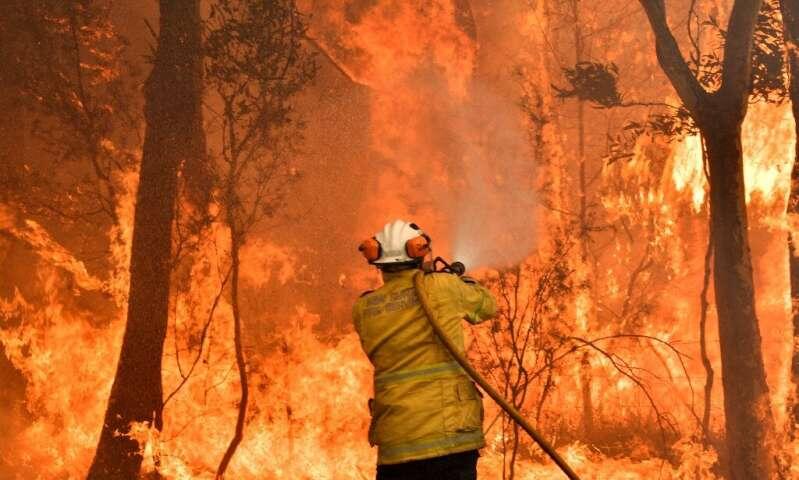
{"left": 456, "top": 275, "right": 496, "bottom": 323}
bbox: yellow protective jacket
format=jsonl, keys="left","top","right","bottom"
{"left": 352, "top": 268, "right": 496, "bottom": 465}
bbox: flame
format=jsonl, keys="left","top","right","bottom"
{"left": 3, "top": 1, "right": 799, "bottom": 478}
{"left": 0, "top": 206, "right": 105, "bottom": 293}
{"left": 669, "top": 103, "right": 795, "bottom": 212}
{"left": 0, "top": 238, "right": 123, "bottom": 477}
{"left": 670, "top": 134, "right": 706, "bottom": 213}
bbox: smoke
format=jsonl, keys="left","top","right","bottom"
{"left": 448, "top": 80, "right": 537, "bottom": 270}
{"left": 370, "top": 3, "right": 539, "bottom": 271}
{"left": 302, "top": 0, "right": 539, "bottom": 271}
{"left": 366, "top": 70, "right": 538, "bottom": 271}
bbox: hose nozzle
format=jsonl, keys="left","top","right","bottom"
{"left": 450, "top": 261, "right": 465, "bottom": 276}
{"left": 427, "top": 257, "right": 465, "bottom": 276}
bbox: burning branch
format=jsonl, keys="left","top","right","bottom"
{"left": 7, "top": 1, "right": 138, "bottom": 229}
{"left": 472, "top": 236, "right": 576, "bottom": 477}
{"left": 303, "top": 34, "right": 370, "bottom": 88}
{"left": 163, "top": 266, "right": 232, "bottom": 409}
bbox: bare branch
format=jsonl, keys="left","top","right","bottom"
{"left": 637, "top": 0, "right": 708, "bottom": 115}
{"left": 163, "top": 266, "right": 233, "bottom": 409}
{"left": 303, "top": 34, "right": 370, "bottom": 88}
{"left": 568, "top": 335, "right": 678, "bottom": 446}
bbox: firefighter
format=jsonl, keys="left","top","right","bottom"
{"left": 353, "top": 219, "right": 497, "bottom": 480}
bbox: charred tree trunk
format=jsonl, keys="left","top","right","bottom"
{"left": 778, "top": 0, "right": 799, "bottom": 440}
{"left": 638, "top": 1, "right": 778, "bottom": 478}
{"left": 88, "top": 1, "right": 205, "bottom": 478}
{"left": 701, "top": 113, "right": 778, "bottom": 479}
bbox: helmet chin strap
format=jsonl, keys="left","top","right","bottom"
{"left": 377, "top": 260, "right": 422, "bottom": 273}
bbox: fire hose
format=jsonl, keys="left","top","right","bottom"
{"left": 412, "top": 269, "right": 582, "bottom": 480}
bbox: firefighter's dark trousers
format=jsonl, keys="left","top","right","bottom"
{"left": 375, "top": 450, "right": 478, "bottom": 480}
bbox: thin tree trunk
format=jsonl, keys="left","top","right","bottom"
{"left": 703, "top": 120, "right": 777, "bottom": 480}
{"left": 216, "top": 229, "right": 249, "bottom": 478}
{"left": 699, "top": 136, "right": 716, "bottom": 446}
{"left": 88, "top": 1, "right": 205, "bottom": 478}
{"left": 569, "top": 0, "right": 595, "bottom": 442}
{"left": 787, "top": 155, "right": 799, "bottom": 443}
{"left": 699, "top": 215, "right": 715, "bottom": 446}
{"left": 778, "top": 0, "right": 799, "bottom": 441}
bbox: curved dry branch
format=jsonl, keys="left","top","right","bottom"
{"left": 163, "top": 266, "right": 233, "bottom": 409}
{"left": 568, "top": 335, "right": 679, "bottom": 448}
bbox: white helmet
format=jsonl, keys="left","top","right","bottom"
{"left": 359, "top": 219, "right": 431, "bottom": 265}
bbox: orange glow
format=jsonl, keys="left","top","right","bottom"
{"left": 2, "top": 1, "right": 799, "bottom": 478}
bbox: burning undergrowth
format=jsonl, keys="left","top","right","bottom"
{"left": 1, "top": 0, "right": 799, "bottom": 478}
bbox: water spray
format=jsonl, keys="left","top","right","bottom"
{"left": 413, "top": 266, "right": 582, "bottom": 480}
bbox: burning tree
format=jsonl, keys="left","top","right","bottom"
{"left": 4, "top": 0, "right": 799, "bottom": 478}
{"left": 778, "top": 0, "right": 799, "bottom": 441}
{"left": 634, "top": 1, "right": 780, "bottom": 477}
{"left": 88, "top": 0, "right": 207, "bottom": 477}
{"left": 535, "top": 0, "right": 691, "bottom": 453}
{"left": 204, "top": 0, "right": 316, "bottom": 475}
{"left": 1, "top": 5, "right": 138, "bottom": 469}
{"left": 0, "top": 0, "right": 139, "bottom": 267}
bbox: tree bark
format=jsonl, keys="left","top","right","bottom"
{"left": 87, "top": 1, "right": 205, "bottom": 478}
{"left": 699, "top": 210, "right": 715, "bottom": 446}
{"left": 637, "top": 1, "right": 779, "bottom": 478}
{"left": 702, "top": 115, "right": 777, "bottom": 479}
{"left": 778, "top": 0, "right": 799, "bottom": 441}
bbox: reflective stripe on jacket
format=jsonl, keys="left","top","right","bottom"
{"left": 352, "top": 269, "right": 496, "bottom": 465}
